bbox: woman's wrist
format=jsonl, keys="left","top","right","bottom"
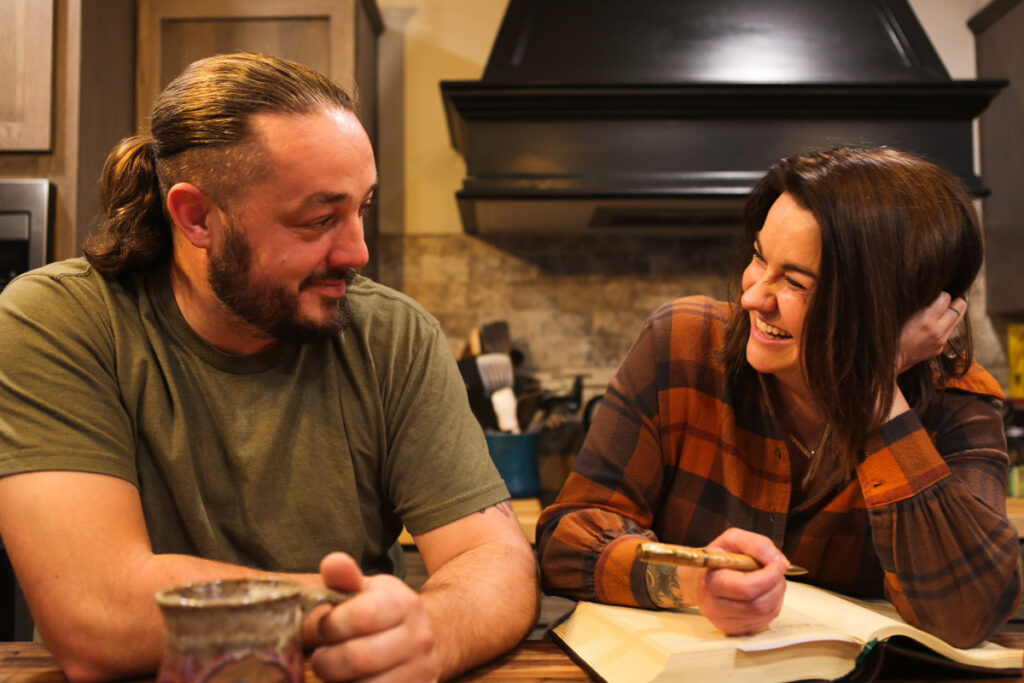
{"left": 644, "top": 564, "right": 697, "bottom": 608}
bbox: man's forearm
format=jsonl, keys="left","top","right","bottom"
{"left": 42, "top": 552, "right": 321, "bottom": 683}
{"left": 418, "top": 539, "right": 539, "bottom": 679}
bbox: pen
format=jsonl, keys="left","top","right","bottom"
{"left": 637, "top": 541, "right": 808, "bottom": 576}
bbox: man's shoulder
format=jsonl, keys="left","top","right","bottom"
{"left": 345, "top": 275, "right": 442, "bottom": 332}
{"left": 1, "top": 257, "right": 141, "bottom": 315}
{"left": 2, "top": 257, "right": 104, "bottom": 307}
{"left": 8, "top": 256, "right": 93, "bottom": 284}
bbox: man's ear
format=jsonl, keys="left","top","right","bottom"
{"left": 166, "top": 183, "right": 219, "bottom": 249}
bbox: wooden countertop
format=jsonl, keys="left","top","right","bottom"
{"left": 0, "top": 641, "right": 589, "bottom": 682}
{"left": 1007, "top": 498, "right": 1024, "bottom": 536}
{"left": 3, "top": 634, "right": 1023, "bottom": 682}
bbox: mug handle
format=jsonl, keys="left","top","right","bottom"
{"left": 301, "top": 587, "right": 353, "bottom": 613}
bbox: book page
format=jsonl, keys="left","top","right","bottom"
{"left": 556, "top": 591, "right": 1020, "bottom": 683}
{"left": 779, "top": 581, "right": 1022, "bottom": 668}
{"left": 572, "top": 589, "right": 882, "bottom": 655}
{"left": 729, "top": 613, "right": 862, "bottom": 653}
{"left": 554, "top": 602, "right": 863, "bottom": 683}
{"left": 781, "top": 581, "right": 902, "bottom": 642}
{"left": 560, "top": 602, "right": 854, "bottom": 654}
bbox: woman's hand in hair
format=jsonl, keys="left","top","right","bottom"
{"left": 896, "top": 292, "right": 967, "bottom": 374}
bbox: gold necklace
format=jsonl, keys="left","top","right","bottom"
{"left": 788, "top": 433, "right": 819, "bottom": 459}
{"left": 759, "top": 375, "right": 826, "bottom": 459}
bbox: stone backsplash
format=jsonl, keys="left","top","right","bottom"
{"left": 376, "top": 231, "right": 742, "bottom": 389}
{"left": 375, "top": 231, "right": 1010, "bottom": 397}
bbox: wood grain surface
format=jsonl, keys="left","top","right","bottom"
{"left": 0, "top": 641, "right": 592, "bottom": 682}
{"left": 4, "top": 634, "right": 1024, "bottom": 682}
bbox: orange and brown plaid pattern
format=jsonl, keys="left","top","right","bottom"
{"left": 537, "top": 296, "right": 1021, "bottom": 647}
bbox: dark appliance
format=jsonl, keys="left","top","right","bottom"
{"left": 440, "top": 0, "right": 1006, "bottom": 234}
{"left": 0, "top": 179, "right": 52, "bottom": 290}
{"left": 0, "top": 179, "right": 51, "bottom": 640}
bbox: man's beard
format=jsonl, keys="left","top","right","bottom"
{"left": 207, "top": 219, "right": 355, "bottom": 344}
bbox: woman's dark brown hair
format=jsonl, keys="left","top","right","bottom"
{"left": 83, "top": 53, "right": 358, "bottom": 276}
{"left": 721, "top": 146, "right": 983, "bottom": 484}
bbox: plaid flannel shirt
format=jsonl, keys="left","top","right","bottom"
{"left": 537, "top": 296, "right": 1021, "bottom": 647}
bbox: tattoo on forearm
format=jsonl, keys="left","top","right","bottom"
{"left": 477, "top": 500, "right": 514, "bottom": 518}
{"left": 645, "top": 564, "right": 687, "bottom": 608}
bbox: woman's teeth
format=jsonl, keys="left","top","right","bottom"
{"left": 755, "top": 317, "right": 792, "bottom": 339}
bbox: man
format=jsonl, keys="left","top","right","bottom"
{"left": 0, "top": 53, "right": 537, "bottom": 682}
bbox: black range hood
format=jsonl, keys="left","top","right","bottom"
{"left": 440, "top": 0, "right": 1006, "bottom": 234}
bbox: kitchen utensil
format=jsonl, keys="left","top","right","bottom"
{"left": 516, "top": 390, "right": 543, "bottom": 433}
{"left": 457, "top": 357, "right": 499, "bottom": 431}
{"left": 539, "top": 375, "right": 584, "bottom": 415}
{"left": 490, "top": 386, "right": 520, "bottom": 433}
{"left": 478, "top": 321, "right": 512, "bottom": 355}
{"left": 475, "top": 352, "right": 515, "bottom": 394}
{"left": 476, "top": 353, "right": 520, "bottom": 433}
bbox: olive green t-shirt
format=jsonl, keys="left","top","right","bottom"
{"left": 0, "top": 259, "right": 507, "bottom": 575}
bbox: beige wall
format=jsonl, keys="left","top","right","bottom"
{"left": 909, "top": 0, "right": 990, "bottom": 79}
{"left": 376, "top": 0, "right": 506, "bottom": 236}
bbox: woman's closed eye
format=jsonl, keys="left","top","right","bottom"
{"left": 785, "top": 275, "right": 808, "bottom": 290}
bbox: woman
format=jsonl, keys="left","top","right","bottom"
{"left": 536, "top": 146, "right": 1020, "bottom": 648}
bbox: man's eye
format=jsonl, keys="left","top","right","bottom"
{"left": 358, "top": 201, "right": 375, "bottom": 218}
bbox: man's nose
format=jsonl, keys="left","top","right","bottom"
{"left": 328, "top": 220, "right": 369, "bottom": 270}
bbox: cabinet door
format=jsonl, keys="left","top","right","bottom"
{"left": 0, "top": 0, "right": 54, "bottom": 151}
{"left": 973, "top": 0, "right": 1024, "bottom": 315}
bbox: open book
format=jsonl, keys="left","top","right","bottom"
{"left": 551, "top": 581, "right": 1022, "bottom": 682}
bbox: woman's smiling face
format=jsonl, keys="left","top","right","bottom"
{"left": 740, "top": 192, "right": 822, "bottom": 389}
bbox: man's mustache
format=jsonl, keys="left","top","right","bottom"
{"left": 302, "top": 268, "right": 357, "bottom": 288}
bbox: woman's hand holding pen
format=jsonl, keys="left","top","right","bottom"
{"left": 696, "top": 528, "right": 789, "bottom": 635}
{"left": 644, "top": 528, "right": 790, "bottom": 636}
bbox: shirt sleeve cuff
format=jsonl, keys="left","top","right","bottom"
{"left": 594, "top": 534, "right": 655, "bottom": 608}
{"left": 857, "top": 409, "right": 950, "bottom": 507}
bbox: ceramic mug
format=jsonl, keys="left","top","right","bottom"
{"left": 154, "top": 578, "right": 349, "bottom": 683}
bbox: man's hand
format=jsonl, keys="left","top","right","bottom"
{"left": 311, "top": 503, "right": 536, "bottom": 681}
{"left": 311, "top": 552, "right": 440, "bottom": 682}
{"left": 694, "top": 528, "right": 789, "bottom": 635}
{"left": 897, "top": 292, "right": 967, "bottom": 374}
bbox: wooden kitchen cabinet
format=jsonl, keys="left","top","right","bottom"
{"left": 0, "top": 0, "right": 54, "bottom": 151}
{"left": 972, "top": 0, "right": 1024, "bottom": 316}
